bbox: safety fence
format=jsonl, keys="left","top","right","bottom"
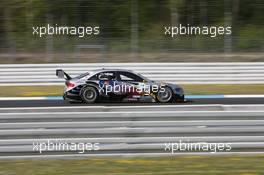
{"left": 1, "top": 62, "right": 264, "bottom": 86}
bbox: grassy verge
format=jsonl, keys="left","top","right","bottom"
{"left": 0, "top": 86, "right": 64, "bottom": 97}
{"left": 0, "top": 156, "right": 264, "bottom": 175}
{"left": 181, "top": 84, "right": 264, "bottom": 95}
{"left": 1, "top": 84, "right": 264, "bottom": 97}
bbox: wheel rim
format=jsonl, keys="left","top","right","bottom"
{"left": 157, "top": 87, "right": 172, "bottom": 102}
{"left": 84, "top": 88, "right": 96, "bottom": 102}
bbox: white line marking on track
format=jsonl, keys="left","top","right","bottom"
{"left": 0, "top": 104, "right": 221, "bottom": 110}
{"left": 0, "top": 111, "right": 264, "bottom": 115}
{"left": 2, "top": 104, "right": 264, "bottom": 110}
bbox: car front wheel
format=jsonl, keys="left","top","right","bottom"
{"left": 156, "top": 87, "right": 173, "bottom": 103}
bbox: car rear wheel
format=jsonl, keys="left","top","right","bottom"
{"left": 156, "top": 87, "right": 173, "bottom": 103}
{"left": 80, "top": 86, "right": 98, "bottom": 103}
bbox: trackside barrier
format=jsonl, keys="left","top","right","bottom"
{"left": 1, "top": 62, "right": 264, "bottom": 86}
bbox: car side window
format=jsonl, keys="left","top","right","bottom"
{"left": 118, "top": 72, "right": 144, "bottom": 82}
{"left": 89, "top": 71, "right": 116, "bottom": 80}
{"left": 120, "top": 74, "right": 134, "bottom": 81}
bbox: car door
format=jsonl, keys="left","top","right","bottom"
{"left": 88, "top": 71, "right": 117, "bottom": 94}
{"left": 116, "top": 71, "right": 146, "bottom": 96}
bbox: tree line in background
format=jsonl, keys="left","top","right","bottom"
{"left": 0, "top": 0, "right": 263, "bottom": 53}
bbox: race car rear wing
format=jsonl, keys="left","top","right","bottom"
{"left": 56, "top": 69, "right": 71, "bottom": 80}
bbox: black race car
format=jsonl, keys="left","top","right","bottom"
{"left": 56, "top": 69, "right": 184, "bottom": 103}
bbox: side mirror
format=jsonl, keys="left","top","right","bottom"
{"left": 56, "top": 69, "right": 65, "bottom": 79}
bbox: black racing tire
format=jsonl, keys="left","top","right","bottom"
{"left": 156, "top": 86, "right": 173, "bottom": 103}
{"left": 175, "top": 94, "right": 185, "bottom": 102}
{"left": 80, "top": 86, "right": 99, "bottom": 103}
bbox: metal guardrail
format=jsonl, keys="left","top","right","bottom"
{"left": 1, "top": 62, "right": 264, "bottom": 86}
{"left": 0, "top": 105, "right": 263, "bottom": 159}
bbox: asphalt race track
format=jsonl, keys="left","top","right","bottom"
{"left": 0, "top": 98, "right": 264, "bottom": 159}
{"left": 0, "top": 97, "right": 264, "bottom": 108}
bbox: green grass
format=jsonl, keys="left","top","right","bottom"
{"left": 181, "top": 84, "right": 264, "bottom": 95}
{"left": 0, "top": 86, "right": 64, "bottom": 97}
{"left": 1, "top": 84, "right": 264, "bottom": 97}
{"left": 0, "top": 156, "right": 264, "bottom": 175}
